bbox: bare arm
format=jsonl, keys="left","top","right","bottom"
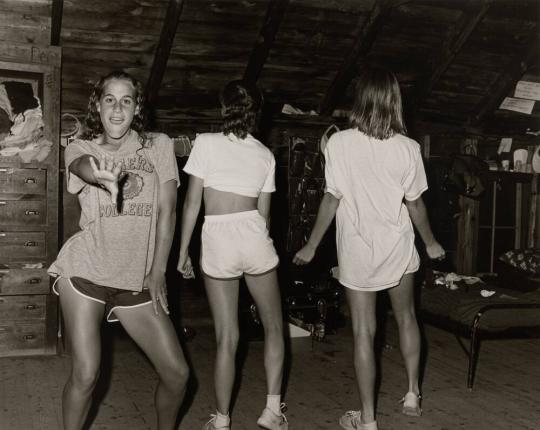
{"left": 405, "top": 195, "right": 445, "bottom": 260}
{"left": 257, "top": 192, "right": 272, "bottom": 228}
{"left": 144, "top": 179, "right": 177, "bottom": 315}
{"left": 177, "top": 175, "right": 204, "bottom": 278}
{"left": 293, "top": 192, "right": 340, "bottom": 265}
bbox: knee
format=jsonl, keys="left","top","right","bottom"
{"left": 215, "top": 329, "right": 240, "bottom": 354}
{"left": 351, "top": 320, "right": 377, "bottom": 343}
{"left": 264, "top": 319, "right": 284, "bottom": 339}
{"left": 161, "top": 361, "right": 189, "bottom": 393}
{"left": 71, "top": 364, "right": 100, "bottom": 392}
{"left": 394, "top": 309, "right": 417, "bottom": 328}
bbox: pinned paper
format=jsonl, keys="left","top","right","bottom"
{"left": 497, "top": 137, "right": 512, "bottom": 154}
{"left": 500, "top": 97, "right": 535, "bottom": 115}
{"left": 515, "top": 81, "right": 540, "bottom": 101}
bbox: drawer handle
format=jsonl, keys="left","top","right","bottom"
{"left": 24, "top": 177, "right": 36, "bottom": 184}
{"left": 0, "top": 201, "right": 6, "bottom": 205}
{"left": 0, "top": 233, "right": 6, "bottom": 237}
{"left": 26, "top": 278, "right": 42, "bottom": 284}
{"left": 24, "top": 241, "right": 37, "bottom": 247}
{"left": 25, "top": 210, "right": 40, "bottom": 216}
{"left": 25, "top": 304, "right": 37, "bottom": 310}
{"left": 24, "top": 334, "right": 35, "bottom": 340}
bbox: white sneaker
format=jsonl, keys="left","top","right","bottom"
{"left": 203, "top": 414, "right": 230, "bottom": 430}
{"left": 257, "top": 403, "right": 288, "bottom": 430}
{"left": 339, "top": 410, "right": 361, "bottom": 430}
{"left": 400, "top": 391, "right": 422, "bottom": 416}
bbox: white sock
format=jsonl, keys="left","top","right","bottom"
{"left": 215, "top": 411, "right": 230, "bottom": 427}
{"left": 266, "top": 394, "right": 281, "bottom": 415}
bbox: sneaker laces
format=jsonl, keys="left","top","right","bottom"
{"left": 399, "top": 392, "right": 422, "bottom": 405}
{"left": 278, "top": 403, "right": 288, "bottom": 423}
{"left": 204, "top": 414, "right": 229, "bottom": 429}
{"left": 204, "top": 414, "right": 217, "bottom": 429}
{"left": 343, "top": 410, "right": 362, "bottom": 418}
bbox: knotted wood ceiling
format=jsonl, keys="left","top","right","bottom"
{"left": 0, "top": 0, "right": 538, "bottom": 135}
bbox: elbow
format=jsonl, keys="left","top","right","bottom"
{"left": 324, "top": 193, "right": 340, "bottom": 212}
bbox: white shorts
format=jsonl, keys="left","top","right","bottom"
{"left": 201, "top": 210, "right": 279, "bottom": 280}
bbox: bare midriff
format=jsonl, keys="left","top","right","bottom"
{"left": 203, "top": 187, "right": 258, "bottom": 215}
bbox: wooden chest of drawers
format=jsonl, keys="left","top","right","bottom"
{"left": 0, "top": 43, "right": 61, "bottom": 357}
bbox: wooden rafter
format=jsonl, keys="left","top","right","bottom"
{"left": 318, "top": 0, "right": 393, "bottom": 116}
{"left": 51, "top": 0, "right": 64, "bottom": 46}
{"left": 413, "top": 0, "right": 492, "bottom": 112}
{"left": 145, "top": 0, "right": 185, "bottom": 107}
{"left": 470, "top": 28, "right": 539, "bottom": 126}
{"left": 243, "top": 0, "right": 290, "bottom": 83}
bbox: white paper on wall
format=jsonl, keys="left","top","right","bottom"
{"left": 497, "top": 137, "right": 512, "bottom": 154}
{"left": 514, "top": 81, "right": 540, "bottom": 101}
{"left": 499, "top": 97, "right": 535, "bottom": 115}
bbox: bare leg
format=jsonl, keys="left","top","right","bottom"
{"left": 244, "top": 270, "right": 284, "bottom": 396}
{"left": 387, "top": 273, "right": 421, "bottom": 395}
{"left": 203, "top": 276, "right": 240, "bottom": 415}
{"left": 115, "top": 304, "right": 189, "bottom": 430}
{"left": 346, "top": 288, "right": 377, "bottom": 424}
{"left": 58, "top": 278, "right": 105, "bottom": 430}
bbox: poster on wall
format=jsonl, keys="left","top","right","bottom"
{"left": 514, "top": 80, "right": 540, "bottom": 101}
{"left": 499, "top": 97, "right": 535, "bottom": 115}
{"left": 0, "top": 69, "right": 52, "bottom": 162}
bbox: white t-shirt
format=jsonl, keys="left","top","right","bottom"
{"left": 324, "top": 129, "right": 428, "bottom": 290}
{"left": 183, "top": 132, "right": 275, "bottom": 197}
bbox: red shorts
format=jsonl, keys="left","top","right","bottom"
{"left": 52, "top": 276, "right": 152, "bottom": 322}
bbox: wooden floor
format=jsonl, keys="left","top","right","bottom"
{"left": 1, "top": 315, "right": 539, "bottom": 430}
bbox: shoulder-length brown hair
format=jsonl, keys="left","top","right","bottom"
{"left": 220, "top": 80, "right": 263, "bottom": 139}
{"left": 80, "top": 70, "right": 148, "bottom": 146}
{"left": 349, "top": 66, "right": 407, "bottom": 140}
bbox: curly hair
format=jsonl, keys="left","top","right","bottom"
{"left": 80, "top": 70, "right": 148, "bottom": 145}
{"left": 349, "top": 66, "right": 407, "bottom": 140}
{"left": 220, "top": 80, "right": 263, "bottom": 139}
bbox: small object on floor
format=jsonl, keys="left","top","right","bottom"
{"left": 257, "top": 403, "right": 288, "bottom": 430}
{"left": 203, "top": 412, "right": 230, "bottom": 429}
{"left": 181, "top": 326, "right": 196, "bottom": 342}
{"left": 339, "top": 410, "right": 362, "bottom": 430}
{"left": 400, "top": 391, "right": 422, "bottom": 416}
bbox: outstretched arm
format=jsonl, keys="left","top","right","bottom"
{"left": 177, "top": 175, "right": 204, "bottom": 278}
{"left": 405, "top": 195, "right": 445, "bottom": 260}
{"left": 293, "top": 192, "right": 340, "bottom": 265}
{"left": 144, "top": 179, "right": 177, "bottom": 315}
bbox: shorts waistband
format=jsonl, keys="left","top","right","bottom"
{"left": 204, "top": 210, "right": 260, "bottom": 223}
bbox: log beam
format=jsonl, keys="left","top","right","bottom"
{"left": 318, "top": 0, "right": 393, "bottom": 116}
{"left": 243, "top": 0, "right": 290, "bottom": 83}
{"left": 413, "top": 0, "right": 492, "bottom": 112}
{"left": 145, "top": 0, "right": 185, "bottom": 107}
{"left": 470, "top": 28, "right": 539, "bottom": 126}
{"left": 51, "top": 0, "right": 64, "bottom": 46}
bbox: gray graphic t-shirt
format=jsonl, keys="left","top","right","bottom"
{"left": 48, "top": 131, "right": 179, "bottom": 291}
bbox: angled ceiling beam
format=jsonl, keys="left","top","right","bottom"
{"left": 470, "top": 28, "right": 539, "bottom": 126}
{"left": 318, "top": 0, "right": 393, "bottom": 116}
{"left": 51, "top": 0, "right": 64, "bottom": 46}
{"left": 145, "top": 0, "right": 185, "bottom": 107}
{"left": 413, "top": 0, "right": 492, "bottom": 112}
{"left": 243, "top": 0, "right": 290, "bottom": 83}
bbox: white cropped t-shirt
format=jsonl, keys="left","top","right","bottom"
{"left": 183, "top": 132, "right": 276, "bottom": 197}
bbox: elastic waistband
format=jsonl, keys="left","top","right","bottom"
{"left": 204, "top": 210, "right": 260, "bottom": 223}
